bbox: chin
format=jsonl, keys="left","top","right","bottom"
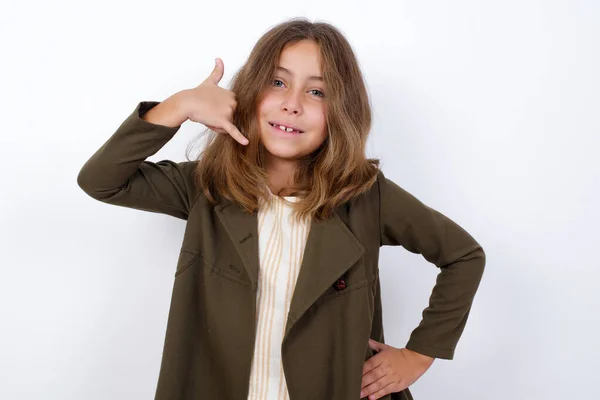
{"left": 258, "top": 122, "right": 325, "bottom": 162}
{"left": 262, "top": 140, "right": 307, "bottom": 161}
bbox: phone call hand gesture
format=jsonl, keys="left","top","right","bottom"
{"left": 182, "top": 58, "right": 248, "bottom": 145}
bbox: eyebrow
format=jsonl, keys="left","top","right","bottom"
{"left": 275, "top": 66, "right": 324, "bottom": 82}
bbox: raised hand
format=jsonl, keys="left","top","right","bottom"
{"left": 182, "top": 58, "right": 248, "bottom": 145}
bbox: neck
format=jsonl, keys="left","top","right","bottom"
{"left": 265, "top": 157, "right": 298, "bottom": 196}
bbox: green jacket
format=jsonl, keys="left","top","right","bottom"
{"left": 77, "top": 101, "right": 486, "bottom": 400}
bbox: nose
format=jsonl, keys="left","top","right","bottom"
{"left": 281, "top": 89, "right": 303, "bottom": 115}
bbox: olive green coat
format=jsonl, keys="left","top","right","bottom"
{"left": 77, "top": 101, "right": 486, "bottom": 399}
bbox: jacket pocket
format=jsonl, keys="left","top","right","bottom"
{"left": 174, "top": 249, "right": 201, "bottom": 277}
{"left": 208, "top": 257, "right": 252, "bottom": 287}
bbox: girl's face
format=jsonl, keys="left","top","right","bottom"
{"left": 257, "top": 40, "right": 328, "bottom": 164}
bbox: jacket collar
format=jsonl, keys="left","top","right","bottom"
{"left": 215, "top": 199, "right": 365, "bottom": 341}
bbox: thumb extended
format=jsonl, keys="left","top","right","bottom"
{"left": 206, "top": 57, "right": 224, "bottom": 85}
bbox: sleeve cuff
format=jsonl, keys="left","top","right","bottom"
{"left": 405, "top": 339, "right": 455, "bottom": 360}
{"left": 134, "top": 101, "right": 183, "bottom": 131}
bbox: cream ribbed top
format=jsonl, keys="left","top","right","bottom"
{"left": 246, "top": 192, "right": 311, "bottom": 400}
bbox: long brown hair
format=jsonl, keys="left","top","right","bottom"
{"left": 187, "top": 17, "right": 380, "bottom": 222}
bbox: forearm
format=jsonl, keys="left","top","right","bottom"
{"left": 377, "top": 170, "right": 487, "bottom": 360}
{"left": 77, "top": 97, "right": 186, "bottom": 199}
{"left": 405, "top": 245, "right": 486, "bottom": 360}
{"left": 141, "top": 91, "right": 189, "bottom": 127}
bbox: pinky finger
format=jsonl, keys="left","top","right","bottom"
{"left": 222, "top": 121, "right": 249, "bottom": 145}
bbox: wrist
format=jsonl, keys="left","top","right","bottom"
{"left": 170, "top": 90, "right": 193, "bottom": 121}
{"left": 404, "top": 347, "right": 435, "bottom": 363}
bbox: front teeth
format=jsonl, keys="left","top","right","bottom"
{"left": 270, "top": 123, "right": 299, "bottom": 133}
{"left": 278, "top": 125, "right": 294, "bottom": 132}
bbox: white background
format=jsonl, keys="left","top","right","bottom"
{"left": 1, "top": 1, "right": 598, "bottom": 399}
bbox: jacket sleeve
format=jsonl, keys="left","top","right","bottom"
{"left": 377, "top": 171, "right": 486, "bottom": 360}
{"left": 77, "top": 101, "right": 199, "bottom": 220}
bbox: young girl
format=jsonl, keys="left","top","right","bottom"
{"left": 78, "top": 18, "right": 485, "bottom": 400}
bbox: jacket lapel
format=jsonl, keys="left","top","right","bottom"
{"left": 215, "top": 201, "right": 365, "bottom": 340}
{"left": 283, "top": 210, "right": 365, "bottom": 340}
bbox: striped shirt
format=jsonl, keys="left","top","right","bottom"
{"left": 246, "top": 192, "right": 311, "bottom": 400}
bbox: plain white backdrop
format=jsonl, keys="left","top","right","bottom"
{"left": 1, "top": 0, "right": 598, "bottom": 399}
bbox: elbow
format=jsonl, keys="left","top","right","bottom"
{"left": 478, "top": 247, "right": 486, "bottom": 283}
{"left": 452, "top": 242, "right": 486, "bottom": 278}
{"left": 76, "top": 165, "right": 94, "bottom": 196}
{"left": 76, "top": 163, "right": 108, "bottom": 200}
{"left": 471, "top": 244, "right": 486, "bottom": 281}
{"left": 469, "top": 242, "right": 486, "bottom": 267}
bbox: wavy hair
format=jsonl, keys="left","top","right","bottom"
{"left": 187, "top": 17, "right": 380, "bottom": 222}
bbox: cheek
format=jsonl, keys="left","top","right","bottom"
{"left": 257, "top": 94, "right": 279, "bottom": 116}
{"left": 307, "top": 106, "right": 327, "bottom": 137}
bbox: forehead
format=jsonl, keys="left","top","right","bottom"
{"left": 277, "top": 40, "right": 323, "bottom": 76}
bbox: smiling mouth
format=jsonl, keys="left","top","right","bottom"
{"left": 268, "top": 122, "right": 304, "bottom": 134}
